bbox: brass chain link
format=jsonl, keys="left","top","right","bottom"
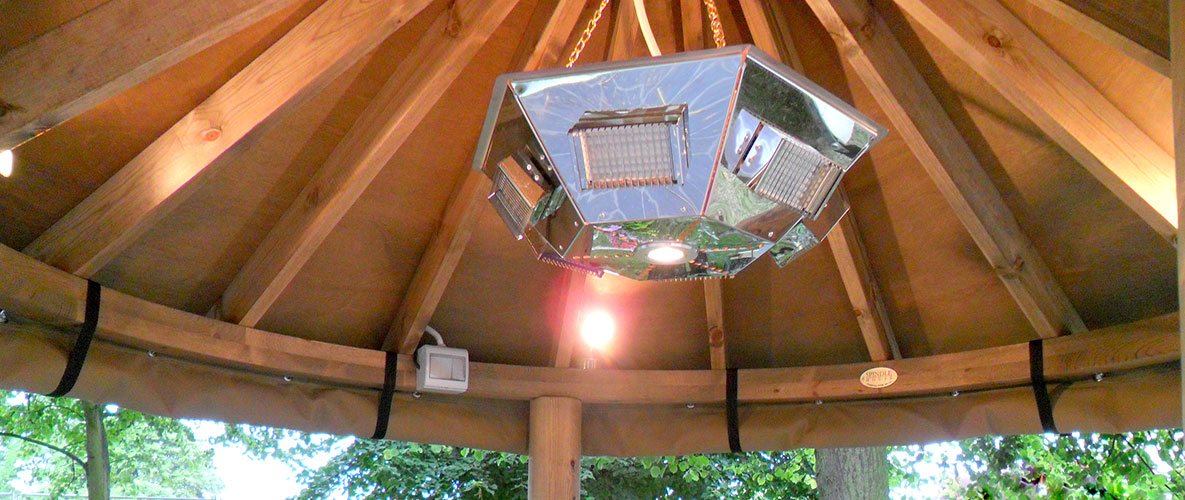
{"left": 702, "top": 0, "right": 726, "bottom": 48}
{"left": 566, "top": 0, "right": 612, "bottom": 67}
{"left": 564, "top": 0, "right": 725, "bottom": 67}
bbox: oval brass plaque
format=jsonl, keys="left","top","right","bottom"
{"left": 859, "top": 367, "right": 898, "bottom": 389}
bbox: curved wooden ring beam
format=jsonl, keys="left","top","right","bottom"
{"left": 0, "top": 244, "right": 1177, "bottom": 406}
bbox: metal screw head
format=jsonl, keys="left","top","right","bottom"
{"left": 951, "top": 390, "right": 960, "bottom": 397}
{"left": 1093, "top": 373, "right": 1104, "bottom": 382}
{"left": 814, "top": 400, "right": 823, "bottom": 406}
{"left": 147, "top": 351, "right": 157, "bottom": 358}
{"left": 685, "top": 403, "right": 695, "bottom": 409}
{"left": 0, "top": 309, "right": 7, "bottom": 324}
{"left": 412, "top": 392, "right": 423, "bottom": 399}
{"left": 282, "top": 376, "right": 293, "bottom": 383}
{"left": 767, "top": 231, "right": 775, "bottom": 238}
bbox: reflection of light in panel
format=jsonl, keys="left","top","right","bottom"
{"left": 749, "top": 135, "right": 840, "bottom": 215}
{"left": 569, "top": 105, "right": 688, "bottom": 190}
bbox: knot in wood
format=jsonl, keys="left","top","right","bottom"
{"left": 445, "top": 1, "right": 462, "bottom": 38}
{"left": 199, "top": 127, "right": 222, "bottom": 142}
{"left": 708, "top": 326, "right": 724, "bottom": 346}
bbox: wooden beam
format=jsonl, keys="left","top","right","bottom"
{"left": 890, "top": 0, "right": 1177, "bottom": 241}
{"left": 829, "top": 215, "right": 901, "bottom": 361}
{"left": 528, "top": 397, "right": 582, "bottom": 499}
{"left": 679, "top": 0, "right": 704, "bottom": 51}
{"left": 704, "top": 281, "right": 727, "bottom": 369}
{"left": 739, "top": 0, "right": 900, "bottom": 359}
{"left": 23, "top": 0, "right": 436, "bottom": 277}
{"left": 1171, "top": 0, "right": 1184, "bottom": 433}
{"left": 218, "top": 0, "right": 520, "bottom": 328}
{"left": 383, "top": 0, "right": 589, "bottom": 353}
{"left": 804, "top": 0, "right": 1086, "bottom": 338}
{"left": 608, "top": 0, "right": 643, "bottom": 59}
{"left": 0, "top": 0, "right": 305, "bottom": 150}
{"left": 1, "top": 242, "right": 1174, "bottom": 406}
{"left": 1025, "top": 0, "right": 1169, "bottom": 76}
{"left": 553, "top": 272, "right": 588, "bottom": 368}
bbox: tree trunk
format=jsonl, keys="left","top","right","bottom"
{"left": 816, "top": 446, "right": 888, "bottom": 500}
{"left": 82, "top": 401, "right": 110, "bottom": 500}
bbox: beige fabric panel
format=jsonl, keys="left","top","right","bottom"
{"left": 0, "top": 323, "right": 1177, "bottom": 456}
{"left": 583, "top": 367, "right": 1180, "bottom": 456}
{"left": 0, "top": 324, "right": 528, "bottom": 453}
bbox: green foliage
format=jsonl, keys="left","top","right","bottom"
{"left": 0, "top": 391, "right": 220, "bottom": 497}
{"left": 891, "top": 430, "right": 1185, "bottom": 498}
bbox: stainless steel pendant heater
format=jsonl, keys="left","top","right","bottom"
{"left": 472, "top": 44, "right": 886, "bottom": 281}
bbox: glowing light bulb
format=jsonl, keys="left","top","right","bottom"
{"left": 580, "top": 309, "right": 616, "bottom": 351}
{"left": 0, "top": 150, "right": 12, "bottom": 178}
{"left": 637, "top": 241, "right": 696, "bottom": 265}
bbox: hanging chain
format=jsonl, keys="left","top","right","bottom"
{"left": 702, "top": 0, "right": 726, "bottom": 48}
{"left": 566, "top": 0, "right": 612, "bottom": 67}
{"left": 565, "top": 0, "right": 725, "bottom": 67}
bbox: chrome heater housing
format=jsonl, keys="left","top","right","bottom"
{"left": 473, "top": 45, "right": 885, "bottom": 281}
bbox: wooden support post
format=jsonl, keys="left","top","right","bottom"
{"left": 528, "top": 397, "right": 582, "bottom": 499}
{"left": 704, "top": 281, "right": 727, "bottom": 369}
{"left": 554, "top": 272, "right": 588, "bottom": 368}
{"left": 1171, "top": 0, "right": 1184, "bottom": 432}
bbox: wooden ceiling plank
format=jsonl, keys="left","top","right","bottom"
{"left": 679, "top": 0, "right": 705, "bottom": 51}
{"left": 383, "top": 0, "right": 590, "bottom": 353}
{"left": 889, "top": 0, "right": 1177, "bottom": 241}
{"left": 219, "top": 0, "right": 523, "bottom": 328}
{"left": 804, "top": 0, "right": 1086, "bottom": 338}
{"left": 1025, "top": 0, "right": 1169, "bottom": 76}
{"left": 0, "top": 242, "right": 1174, "bottom": 404}
{"left": 22, "top": 0, "right": 437, "bottom": 277}
{"left": 1171, "top": 0, "right": 1184, "bottom": 433}
{"left": 0, "top": 0, "right": 305, "bottom": 150}
{"left": 608, "top": 0, "right": 643, "bottom": 59}
{"left": 740, "top": 0, "right": 899, "bottom": 360}
{"left": 553, "top": 272, "right": 588, "bottom": 368}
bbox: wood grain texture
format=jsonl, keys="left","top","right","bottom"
{"left": 554, "top": 272, "right": 588, "bottom": 367}
{"left": 704, "top": 281, "right": 726, "bottom": 369}
{"left": 23, "top": 0, "right": 435, "bottom": 277}
{"left": 679, "top": 0, "right": 704, "bottom": 50}
{"left": 805, "top": 0, "right": 1086, "bottom": 338}
{"left": 1171, "top": 0, "right": 1184, "bottom": 432}
{"left": 528, "top": 397, "right": 582, "bottom": 499}
{"left": 1024, "top": 0, "right": 1169, "bottom": 76}
{"left": 383, "top": 0, "right": 588, "bottom": 353}
{"left": 739, "top": 0, "right": 898, "bottom": 360}
{"left": 0, "top": 0, "right": 304, "bottom": 149}
{"left": 1, "top": 242, "right": 1174, "bottom": 405}
{"left": 219, "top": 0, "right": 519, "bottom": 328}
{"left": 608, "top": 0, "right": 643, "bottom": 59}
{"left": 890, "top": 0, "right": 1176, "bottom": 240}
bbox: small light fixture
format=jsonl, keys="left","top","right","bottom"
{"left": 580, "top": 309, "right": 616, "bottom": 351}
{"left": 637, "top": 241, "right": 696, "bottom": 265}
{"left": 0, "top": 150, "right": 12, "bottom": 178}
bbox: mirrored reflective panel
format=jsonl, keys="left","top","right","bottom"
{"left": 472, "top": 45, "right": 885, "bottom": 281}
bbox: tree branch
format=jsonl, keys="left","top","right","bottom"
{"left": 0, "top": 430, "right": 87, "bottom": 468}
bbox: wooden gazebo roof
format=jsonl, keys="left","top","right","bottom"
{"left": 0, "top": 0, "right": 1179, "bottom": 460}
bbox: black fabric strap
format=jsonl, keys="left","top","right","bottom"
{"left": 372, "top": 351, "right": 399, "bottom": 440}
{"left": 48, "top": 280, "right": 101, "bottom": 397}
{"left": 1028, "top": 339, "right": 1058, "bottom": 434}
{"left": 726, "top": 368, "right": 742, "bottom": 453}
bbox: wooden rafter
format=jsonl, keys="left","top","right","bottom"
{"left": 0, "top": 243, "right": 1174, "bottom": 405}
{"left": 23, "top": 0, "right": 436, "bottom": 277}
{"left": 218, "top": 0, "right": 522, "bottom": 328}
{"left": 1171, "top": 0, "right": 1184, "bottom": 432}
{"left": 1025, "top": 0, "right": 1169, "bottom": 76}
{"left": 739, "top": 0, "right": 900, "bottom": 360}
{"left": 608, "top": 0, "right": 643, "bottom": 60}
{"left": 0, "top": 0, "right": 305, "bottom": 150}
{"left": 382, "top": 0, "right": 590, "bottom": 353}
{"left": 890, "top": 0, "right": 1176, "bottom": 241}
{"left": 678, "top": 0, "right": 704, "bottom": 51}
{"left": 804, "top": 0, "right": 1086, "bottom": 338}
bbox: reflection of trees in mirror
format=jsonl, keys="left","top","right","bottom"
{"left": 3, "top": 389, "right": 1183, "bottom": 498}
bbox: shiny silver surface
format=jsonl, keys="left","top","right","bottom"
{"left": 472, "top": 45, "right": 885, "bottom": 280}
